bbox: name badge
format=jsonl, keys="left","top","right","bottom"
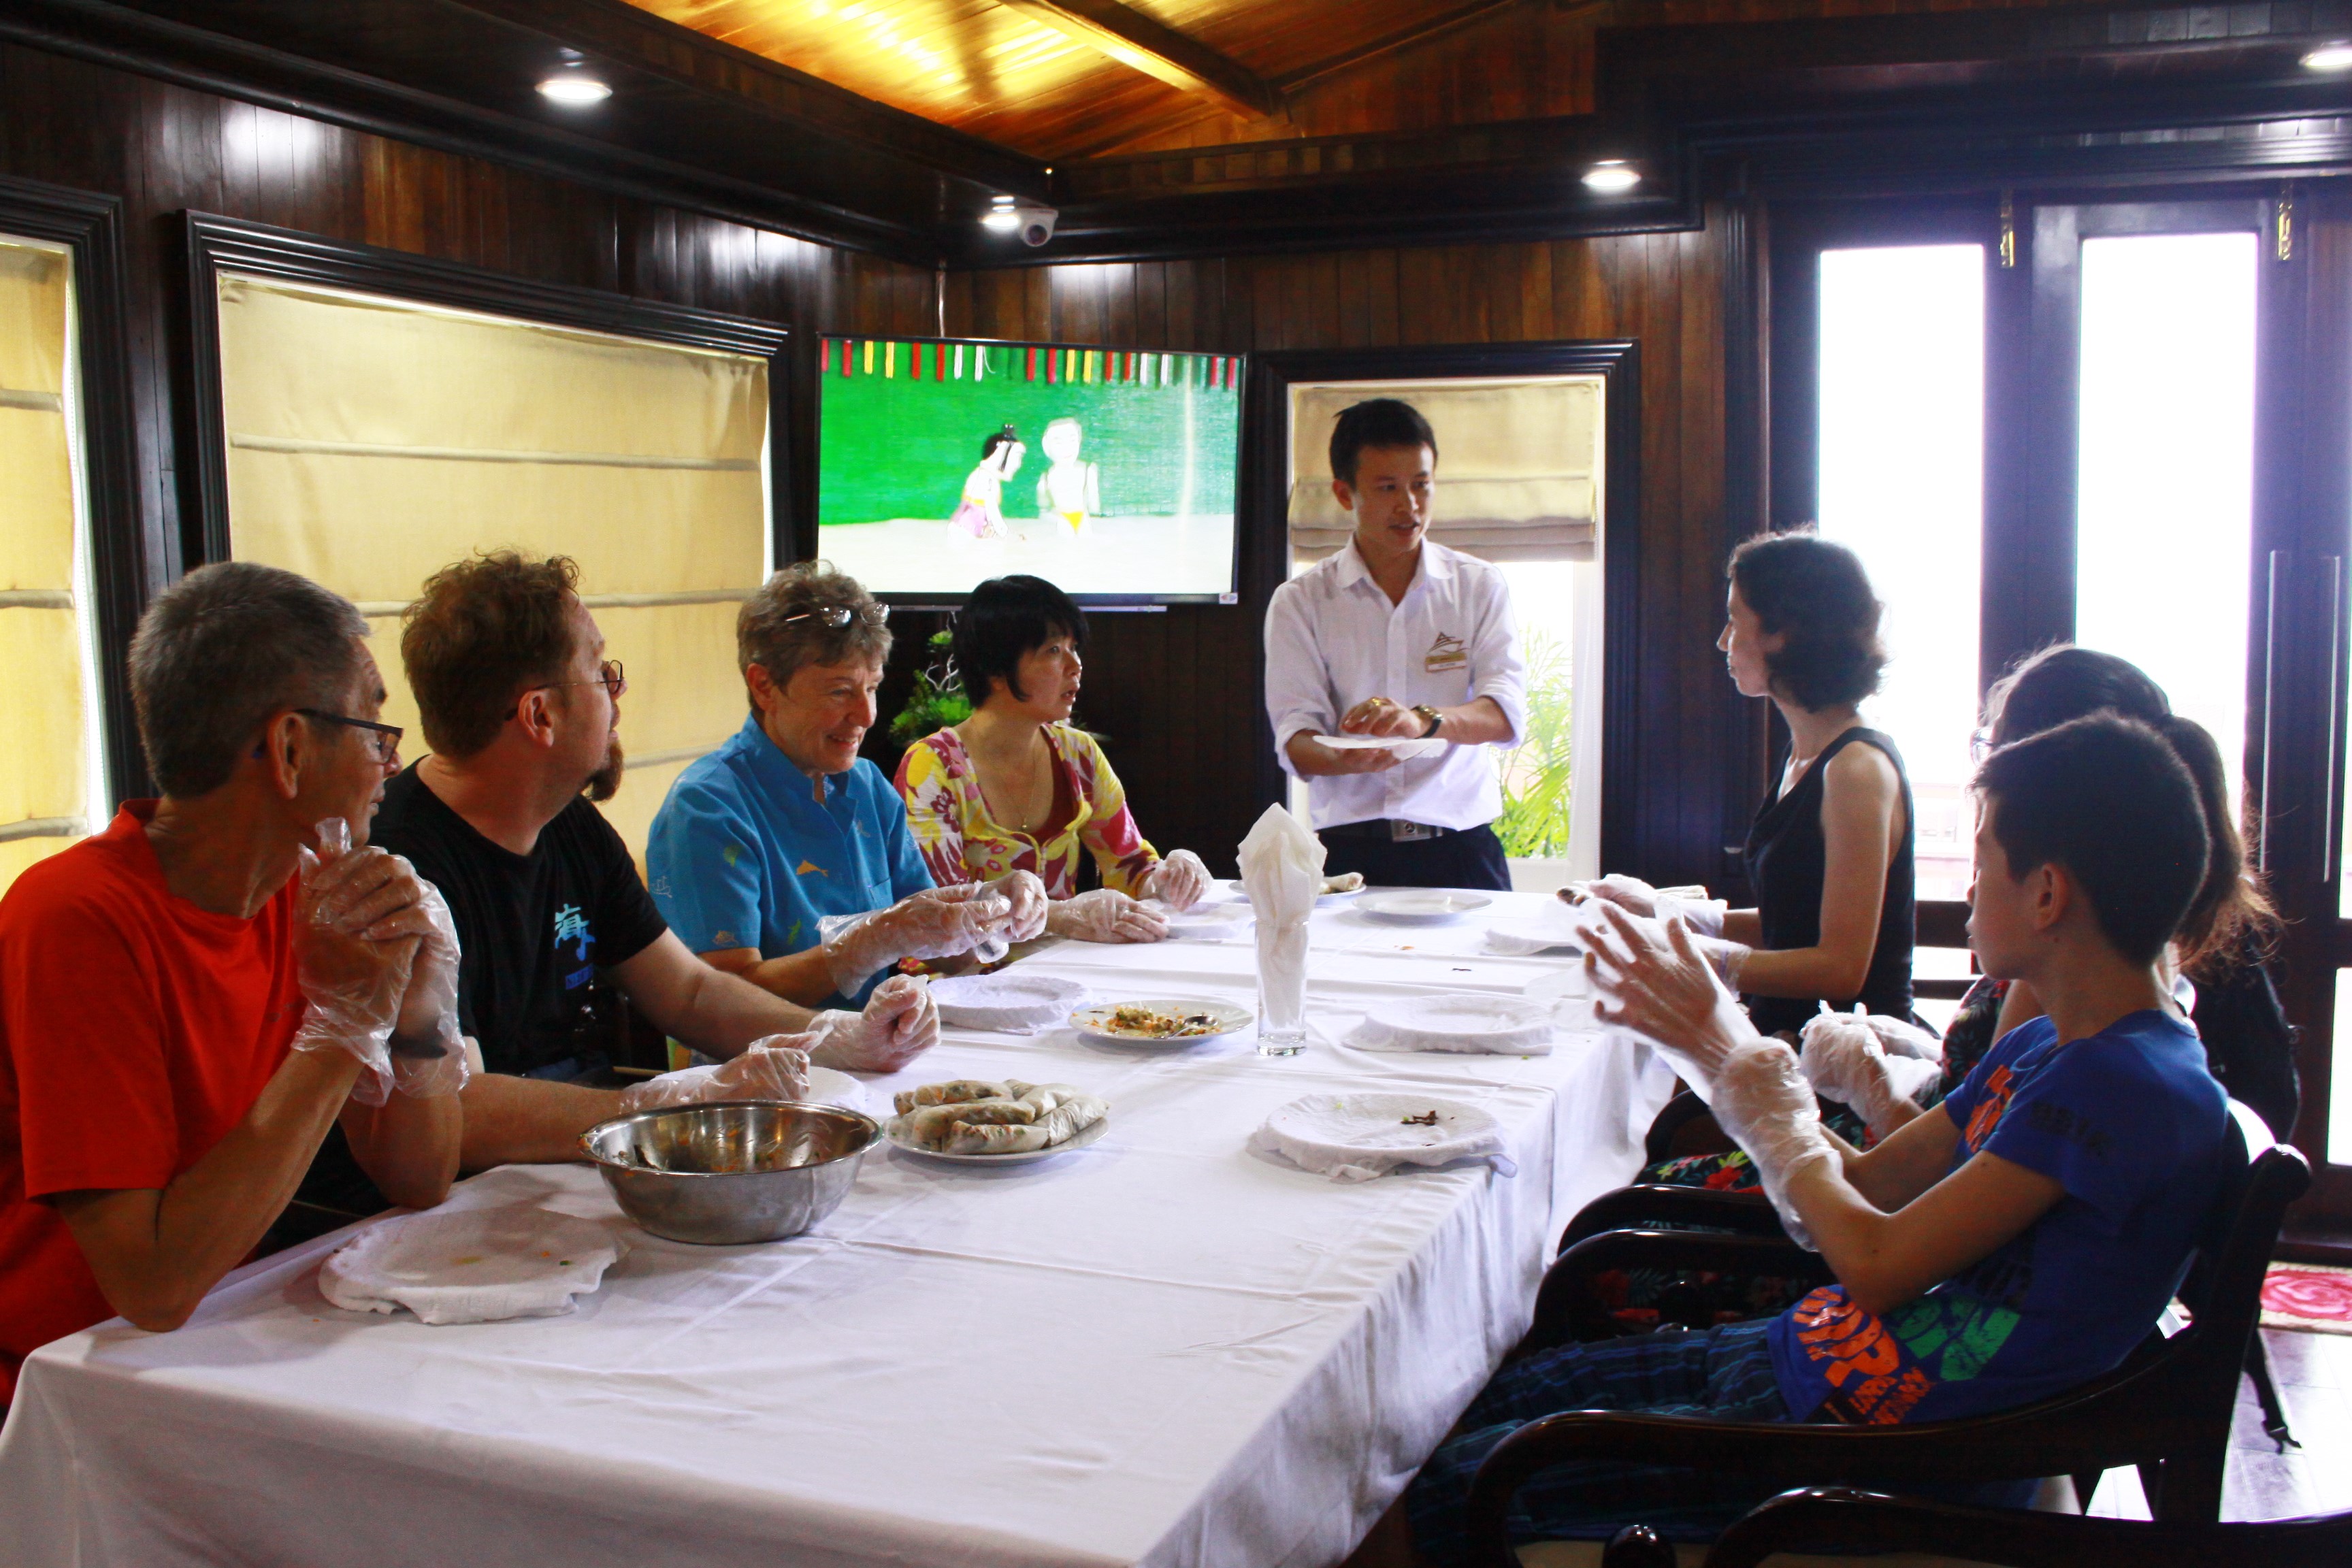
{"left": 1424, "top": 632, "right": 1468, "bottom": 673}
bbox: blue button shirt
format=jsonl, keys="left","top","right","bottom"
{"left": 647, "top": 714, "right": 934, "bottom": 1007}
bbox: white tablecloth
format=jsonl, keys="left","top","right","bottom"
{"left": 0, "top": 890, "right": 1674, "bottom": 1568}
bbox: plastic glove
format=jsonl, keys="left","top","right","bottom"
{"left": 1687, "top": 931, "right": 1753, "bottom": 990}
{"left": 986, "top": 870, "right": 1049, "bottom": 942}
{"left": 1582, "top": 904, "right": 1757, "bottom": 1103}
{"left": 1711, "top": 1039, "right": 1838, "bottom": 1250}
{"left": 1140, "top": 849, "right": 1212, "bottom": 913}
{"left": 1046, "top": 888, "right": 1171, "bottom": 944}
{"left": 821, "top": 884, "right": 1015, "bottom": 996}
{"left": 1564, "top": 875, "right": 1727, "bottom": 938}
{"left": 807, "top": 975, "right": 938, "bottom": 1072}
{"left": 1797, "top": 1015, "right": 1936, "bottom": 1137}
{"left": 619, "top": 1034, "right": 812, "bottom": 1113}
{"left": 288, "top": 817, "right": 415, "bottom": 1108}
{"left": 1857, "top": 1011, "right": 1943, "bottom": 1063}
{"left": 385, "top": 879, "right": 469, "bottom": 1099}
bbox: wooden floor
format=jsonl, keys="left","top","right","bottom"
{"left": 2082, "top": 1327, "right": 2352, "bottom": 1522}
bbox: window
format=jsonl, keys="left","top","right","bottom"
{"left": 210, "top": 273, "right": 774, "bottom": 864}
{"left": 1816, "top": 243, "right": 1986, "bottom": 903}
{"left": 0, "top": 235, "right": 103, "bottom": 896}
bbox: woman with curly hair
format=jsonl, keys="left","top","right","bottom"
{"left": 1574, "top": 530, "right": 1916, "bottom": 1036}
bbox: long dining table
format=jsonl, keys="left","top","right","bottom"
{"left": 0, "top": 887, "right": 1677, "bottom": 1568}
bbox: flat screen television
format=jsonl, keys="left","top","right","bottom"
{"left": 814, "top": 336, "right": 1243, "bottom": 604}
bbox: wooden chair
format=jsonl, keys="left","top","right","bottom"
{"left": 1464, "top": 1111, "right": 2309, "bottom": 1567}
{"left": 1701, "top": 1486, "right": 2352, "bottom": 1568}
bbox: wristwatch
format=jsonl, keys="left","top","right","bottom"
{"left": 1411, "top": 704, "right": 1443, "bottom": 738}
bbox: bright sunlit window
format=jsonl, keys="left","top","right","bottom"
{"left": 2074, "top": 232, "right": 2257, "bottom": 806}
{"left": 1816, "top": 244, "right": 1986, "bottom": 902}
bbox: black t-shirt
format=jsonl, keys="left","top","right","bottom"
{"left": 370, "top": 764, "right": 668, "bottom": 1077}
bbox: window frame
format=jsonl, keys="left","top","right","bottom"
{"left": 1, "top": 175, "right": 146, "bottom": 805}
{"left": 1769, "top": 182, "right": 2352, "bottom": 1240}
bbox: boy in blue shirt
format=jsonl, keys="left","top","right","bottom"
{"left": 649, "top": 564, "right": 1045, "bottom": 1009}
{"left": 1371, "top": 713, "right": 2234, "bottom": 1565}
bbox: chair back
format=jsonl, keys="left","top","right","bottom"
{"left": 2159, "top": 1101, "right": 2308, "bottom": 1422}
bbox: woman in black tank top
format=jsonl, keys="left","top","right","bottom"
{"left": 1576, "top": 534, "right": 1915, "bottom": 1035}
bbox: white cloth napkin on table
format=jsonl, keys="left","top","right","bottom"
{"left": 319, "top": 1206, "right": 625, "bottom": 1325}
{"left": 1239, "top": 804, "right": 1325, "bottom": 1032}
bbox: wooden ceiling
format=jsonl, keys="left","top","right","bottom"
{"left": 615, "top": 0, "right": 1530, "bottom": 159}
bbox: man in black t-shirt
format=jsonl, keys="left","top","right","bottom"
{"left": 301, "top": 553, "right": 938, "bottom": 1206}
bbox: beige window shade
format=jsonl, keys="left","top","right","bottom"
{"left": 0, "top": 238, "right": 97, "bottom": 897}
{"left": 217, "top": 275, "right": 770, "bottom": 864}
{"left": 1288, "top": 378, "right": 1603, "bottom": 564}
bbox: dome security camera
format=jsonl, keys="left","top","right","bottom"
{"left": 1013, "top": 202, "right": 1058, "bottom": 248}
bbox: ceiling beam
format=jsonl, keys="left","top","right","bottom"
{"left": 991, "top": 0, "right": 1280, "bottom": 120}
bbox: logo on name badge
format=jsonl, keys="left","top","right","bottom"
{"left": 1424, "top": 632, "right": 1468, "bottom": 672}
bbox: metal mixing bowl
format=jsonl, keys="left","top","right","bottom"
{"left": 579, "top": 1101, "right": 879, "bottom": 1245}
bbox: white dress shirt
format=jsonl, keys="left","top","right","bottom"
{"left": 1264, "top": 538, "right": 1527, "bottom": 832}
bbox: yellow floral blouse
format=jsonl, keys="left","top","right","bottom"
{"left": 893, "top": 723, "right": 1160, "bottom": 898}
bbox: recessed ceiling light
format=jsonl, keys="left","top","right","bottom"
{"left": 538, "top": 71, "right": 612, "bottom": 106}
{"left": 2304, "top": 42, "right": 2352, "bottom": 71}
{"left": 1582, "top": 161, "right": 1642, "bottom": 194}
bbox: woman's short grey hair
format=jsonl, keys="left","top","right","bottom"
{"left": 736, "top": 561, "right": 892, "bottom": 702}
{"left": 127, "top": 561, "right": 372, "bottom": 798}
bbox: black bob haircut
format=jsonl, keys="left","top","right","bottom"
{"left": 1974, "top": 713, "right": 2209, "bottom": 968}
{"left": 1727, "top": 529, "right": 1887, "bottom": 712}
{"left": 954, "top": 574, "right": 1088, "bottom": 706}
{"left": 1329, "top": 398, "right": 1438, "bottom": 487}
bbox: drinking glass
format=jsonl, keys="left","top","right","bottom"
{"left": 1254, "top": 920, "right": 1308, "bottom": 1056}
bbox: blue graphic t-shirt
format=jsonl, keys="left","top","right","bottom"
{"left": 1767, "top": 1008, "right": 2232, "bottom": 1425}
{"left": 647, "top": 715, "right": 933, "bottom": 1007}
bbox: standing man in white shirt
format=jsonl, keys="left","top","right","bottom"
{"left": 1263, "top": 398, "right": 1528, "bottom": 889}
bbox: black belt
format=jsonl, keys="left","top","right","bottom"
{"left": 1322, "top": 819, "right": 1462, "bottom": 843}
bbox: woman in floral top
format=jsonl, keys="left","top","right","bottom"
{"left": 894, "top": 576, "right": 1213, "bottom": 943}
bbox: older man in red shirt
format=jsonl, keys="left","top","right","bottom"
{"left": 0, "top": 562, "right": 464, "bottom": 1402}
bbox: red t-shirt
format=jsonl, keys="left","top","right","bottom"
{"left": 0, "top": 803, "right": 304, "bottom": 1400}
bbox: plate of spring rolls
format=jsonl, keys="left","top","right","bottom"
{"left": 884, "top": 1079, "right": 1111, "bottom": 1164}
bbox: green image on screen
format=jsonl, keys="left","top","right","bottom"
{"left": 815, "top": 341, "right": 1241, "bottom": 599}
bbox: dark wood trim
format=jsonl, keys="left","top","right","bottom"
{"left": 176, "top": 212, "right": 792, "bottom": 570}
{"left": 1243, "top": 342, "right": 1641, "bottom": 871}
{"left": 0, "top": 174, "right": 148, "bottom": 802}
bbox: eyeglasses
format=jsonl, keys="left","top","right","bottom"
{"left": 783, "top": 604, "right": 889, "bottom": 629}
{"left": 297, "top": 708, "right": 404, "bottom": 766}
{"left": 508, "top": 659, "right": 626, "bottom": 718}
{"left": 1968, "top": 727, "right": 1995, "bottom": 762}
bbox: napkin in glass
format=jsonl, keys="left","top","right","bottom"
{"left": 1238, "top": 804, "right": 1325, "bottom": 1038}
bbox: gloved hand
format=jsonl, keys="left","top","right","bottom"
{"left": 1711, "top": 1039, "right": 1839, "bottom": 1250}
{"left": 1857, "top": 1011, "right": 1943, "bottom": 1063}
{"left": 344, "top": 863, "right": 469, "bottom": 1101}
{"left": 288, "top": 817, "right": 419, "bottom": 1107}
{"left": 806, "top": 975, "right": 939, "bottom": 1072}
{"left": 1799, "top": 1013, "right": 1943, "bottom": 1137}
{"left": 1046, "top": 887, "right": 1171, "bottom": 944}
{"left": 821, "top": 884, "right": 1016, "bottom": 996}
{"left": 1139, "top": 849, "right": 1212, "bottom": 913}
{"left": 986, "top": 870, "right": 1050, "bottom": 942}
{"left": 619, "top": 1035, "right": 813, "bottom": 1113}
{"left": 1688, "top": 931, "right": 1753, "bottom": 991}
{"left": 1582, "top": 903, "right": 1756, "bottom": 1103}
{"left": 1563, "top": 874, "right": 1726, "bottom": 936}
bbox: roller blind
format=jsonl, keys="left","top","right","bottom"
{"left": 0, "top": 236, "right": 100, "bottom": 897}
{"left": 1288, "top": 378, "right": 1603, "bottom": 564}
{"left": 216, "top": 275, "right": 771, "bottom": 865}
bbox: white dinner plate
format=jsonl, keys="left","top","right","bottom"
{"left": 884, "top": 1113, "right": 1111, "bottom": 1164}
{"left": 1071, "top": 997, "right": 1254, "bottom": 1045}
{"left": 1522, "top": 968, "right": 1597, "bottom": 1028}
{"left": 928, "top": 971, "right": 1091, "bottom": 1032}
{"left": 1159, "top": 902, "right": 1251, "bottom": 938}
{"left": 1310, "top": 733, "right": 1449, "bottom": 760}
{"left": 1223, "top": 878, "right": 1363, "bottom": 907}
{"left": 1346, "top": 993, "right": 1556, "bottom": 1055}
{"left": 803, "top": 1066, "right": 867, "bottom": 1113}
{"left": 1356, "top": 889, "right": 1495, "bottom": 924}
